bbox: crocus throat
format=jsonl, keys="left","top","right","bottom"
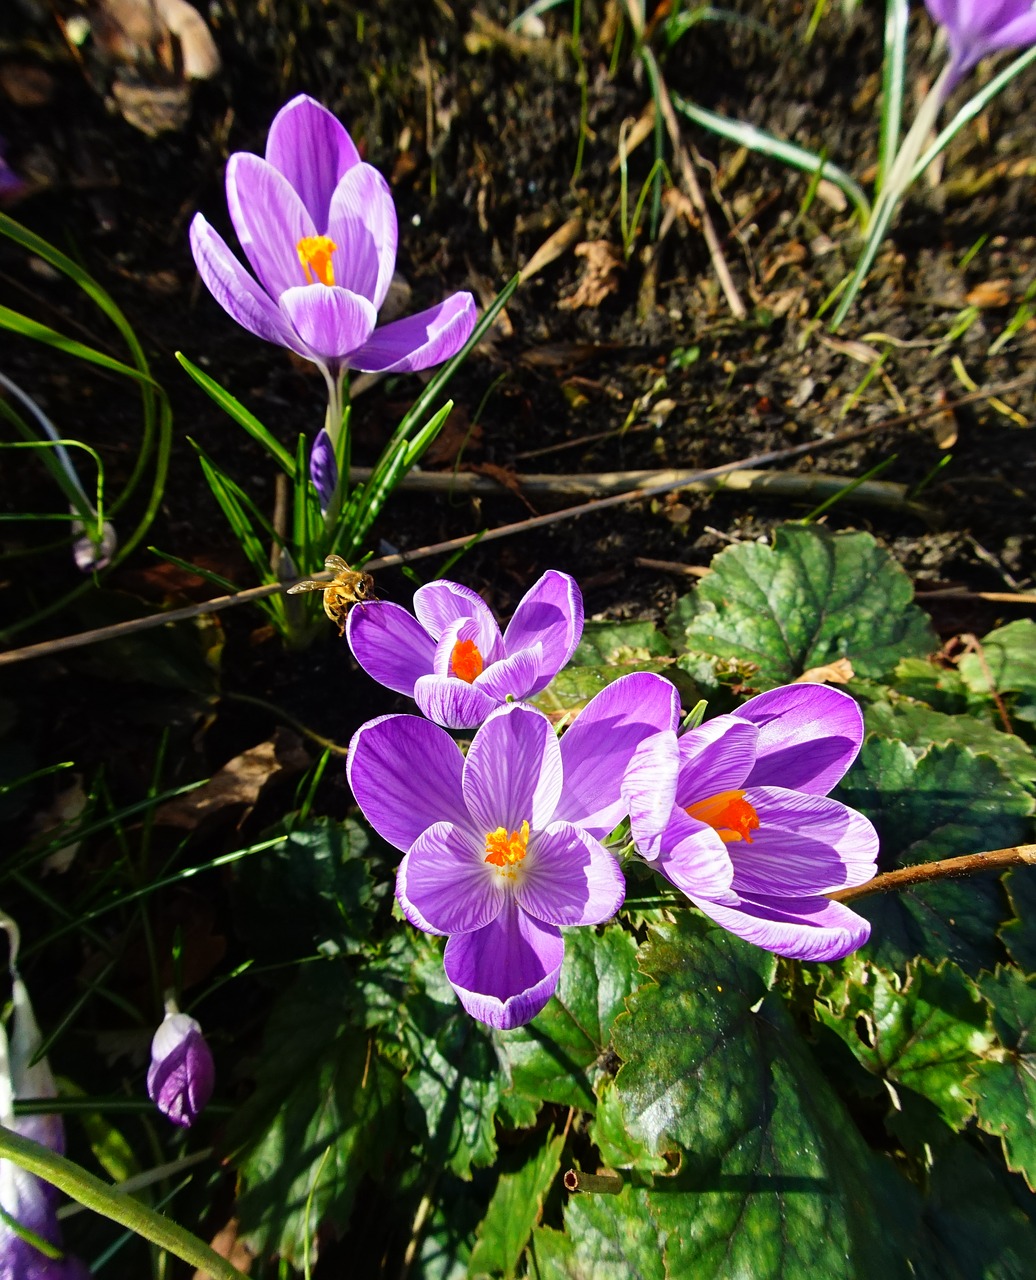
{"left": 450, "top": 638, "right": 484, "bottom": 683}
{"left": 297, "top": 235, "right": 337, "bottom": 286}
{"left": 686, "top": 790, "right": 760, "bottom": 844}
{"left": 485, "top": 820, "right": 529, "bottom": 876}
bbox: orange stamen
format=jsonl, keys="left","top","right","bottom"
{"left": 484, "top": 820, "right": 530, "bottom": 873}
{"left": 450, "top": 638, "right": 484, "bottom": 684}
{"left": 296, "top": 235, "right": 337, "bottom": 287}
{"left": 686, "top": 790, "right": 760, "bottom": 844}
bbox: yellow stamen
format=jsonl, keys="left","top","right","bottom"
{"left": 296, "top": 235, "right": 337, "bottom": 287}
{"left": 485, "top": 820, "right": 530, "bottom": 875}
{"left": 450, "top": 638, "right": 484, "bottom": 684}
{"left": 686, "top": 790, "right": 760, "bottom": 844}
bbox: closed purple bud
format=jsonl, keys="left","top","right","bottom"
{"left": 146, "top": 1013, "right": 214, "bottom": 1128}
{"left": 309, "top": 428, "right": 338, "bottom": 511}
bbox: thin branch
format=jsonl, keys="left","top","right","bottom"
{"left": 830, "top": 845, "right": 1036, "bottom": 904}
{"left": 0, "top": 374, "right": 1030, "bottom": 669}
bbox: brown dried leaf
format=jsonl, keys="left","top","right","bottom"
{"left": 193, "top": 1220, "right": 254, "bottom": 1277}
{"left": 155, "top": 728, "right": 310, "bottom": 831}
{"left": 557, "top": 241, "right": 624, "bottom": 311}
{"left": 522, "top": 217, "right": 584, "bottom": 282}
{"left": 794, "top": 659, "right": 855, "bottom": 686}
{"left": 965, "top": 279, "right": 1012, "bottom": 309}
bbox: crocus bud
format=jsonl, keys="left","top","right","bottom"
{"left": 309, "top": 428, "right": 338, "bottom": 512}
{"left": 1, "top": 916, "right": 91, "bottom": 1278}
{"left": 146, "top": 1012, "right": 215, "bottom": 1128}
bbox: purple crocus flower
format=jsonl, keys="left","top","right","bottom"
{"left": 926, "top": 0, "right": 1036, "bottom": 89}
{"left": 347, "top": 672, "right": 680, "bottom": 1028}
{"left": 146, "top": 1012, "right": 215, "bottom": 1129}
{"left": 189, "top": 94, "right": 477, "bottom": 379}
{"left": 1, "top": 974, "right": 90, "bottom": 1279}
{"left": 347, "top": 572, "right": 584, "bottom": 730}
{"left": 625, "top": 683, "right": 879, "bottom": 962}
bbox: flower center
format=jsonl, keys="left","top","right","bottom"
{"left": 686, "top": 790, "right": 760, "bottom": 844}
{"left": 450, "top": 638, "right": 484, "bottom": 683}
{"left": 484, "top": 820, "right": 530, "bottom": 877}
{"left": 296, "top": 235, "right": 337, "bottom": 287}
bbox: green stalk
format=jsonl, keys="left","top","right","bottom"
{"left": 0, "top": 1127, "right": 248, "bottom": 1280}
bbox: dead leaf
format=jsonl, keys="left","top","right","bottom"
{"left": 194, "top": 1220, "right": 254, "bottom": 1277}
{"left": 557, "top": 241, "right": 624, "bottom": 311}
{"left": 0, "top": 64, "right": 55, "bottom": 107}
{"left": 155, "top": 729, "right": 310, "bottom": 831}
{"left": 965, "top": 279, "right": 1012, "bottom": 309}
{"left": 32, "top": 776, "right": 89, "bottom": 875}
{"left": 421, "top": 405, "right": 482, "bottom": 466}
{"left": 931, "top": 390, "right": 959, "bottom": 450}
{"left": 522, "top": 217, "right": 584, "bottom": 282}
{"left": 794, "top": 659, "right": 855, "bottom": 685}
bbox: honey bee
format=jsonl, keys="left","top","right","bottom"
{"left": 287, "top": 554, "right": 375, "bottom": 633}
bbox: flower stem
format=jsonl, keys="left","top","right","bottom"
{"left": 830, "top": 844, "right": 1036, "bottom": 904}
{"left": 563, "top": 1169, "right": 624, "bottom": 1195}
{"left": 0, "top": 1126, "right": 249, "bottom": 1280}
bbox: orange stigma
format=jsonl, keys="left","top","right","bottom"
{"left": 450, "top": 638, "right": 484, "bottom": 684}
{"left": 296, "top": 235, "right": 337, "bottom": 286}
{"left": 686, "top": 790, "right": 760, "bottom": 844}
{"left": 484, "top": 821, "right": 530, "bottom": 874}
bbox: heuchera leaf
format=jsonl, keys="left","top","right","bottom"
{"left": 229, "top": 964, "right": 400, "bottom": 1265}
{"left": 495, "top": 924, "right": 639, "bottom": 1115}
{"left": 973, "top": 967, "right": 1036, "bottom": 1190}
{"left": 665, "top": 524, "right": 935, "bottom": 688}
{"left": 467, "top": 1134, "right": 565, "bottom": 1277}
{"left": 400, "top": 946, "right": 503, "bottom": 1179}
{"left": 529, "top": 1185, "right": 665, "bottom": 1280}
{"left": 815, "top": 956, "right": 992, "bottom": 1128}
{"left": 1000, "top": 869, "right": 1036, "bottom": 973}
{"left": 959, "top": 620, "right": 1036, "bottom": 725}
{"left": 610, "top": 916, "right": 920, "bottom": 1279}
{"left": 835, "top": 739, "right": 1035, "bottom": 973}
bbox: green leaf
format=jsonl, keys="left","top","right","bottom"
{"left": 176, "top": 352, "right": 295, "bottom": 473}
{"left": 229, "top": 964, "right": 400, "bottom": 1265}
{"left": 973, "top": 968, "right": 1036, "bottom": 1190}
{"left": 1001, "top": 870, "right": 1036, "bottom": 973}
{"left": 529, "top": 1185, "right": 665, "bottom": 1280}
{"left": 887, "top": 656, "right": 969, "bottom": 714}
{"left": 572, "top": 620, "right": 674, "bottom": 665}
{"left": 610, "top": 916, "right": 920, "bottom": 1278}
{"left": 495, "top": 924, "right": 639, "bottom": 1115}
{"left": 815, "top": 956, "right": 992, "bottom": 1127}
{"left": 666, "top": 525, "right": 935, "bottom": 688}
{"left": 468, "top": 1134, "right": 565, "bottom": 1277}
{"left": 401, "top": 952, "right": 503, "bottom": 1179}
{"left": 960, "top": 621, "right": 1036, "bottom": 725}
{"left": 232, "top": 818, "right": 387, "bottom": 961}
{"left": 863, "top": 697, "right": 1036, "bottom": 789}
{"left": 836, "top": 739, "right": 1035, "bottom": 973}
{"left": 591, "top": 1078, "right": 671, "bottom": 1174}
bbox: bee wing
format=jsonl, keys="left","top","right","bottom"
{"left": 287, "top": 580, "right": 326, "bottom": 595}
{"left": 324, "top": 553, "right": 352, "bottom": 574}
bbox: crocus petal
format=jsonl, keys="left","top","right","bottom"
{"left": 729, "top": 787, "right": 879, "bottom": 897}
{"left": 414, "top": 673, "right": 500, "bottom": 730}
{"left": 502, "top": 570, "right": 584, "bottom": 695}
{"left": 347, "top": 292, "right": 477, "bottom": 373}
{"left": 516, "top": 822, "right": 625, "bottom": 926}
{"left": 432, "top": 612, "right": 506, "bottom": 676}
{"left": 347, "top": 714, "right": 468, "bottom": 850}
{"left": 347, "top": 600, "right": 437, "bottom": 697}
{"left": 326, "top": 163, "right": 398, "bottom": 308}
{"left": 397, "top": 821, "right": 504, "bottom": 935}
{"left": 474, "top": 646, "right": 543, "bottom": 702}
{"left": 653, "top": 808, "right": 736, "bottom": 900}
{"left": 226, "top": 153, "right": 315, "bottom": 298}
{"left": 985, "top": 11, "right": 1036, "bottom": 53}
{"left": 443, "top": 902, "right": 564, "bottom": 1029}
{"left": 676, "top": 715, "right": 758, "bottom": 802}
{"left": 556, "top": 672, "right": 681, "bottom": 838}
{"left": 735, "top": 683, "right": 864, "bottom": 795}
{"left": 264, "top": 94, "right": 361, "bottom": 229}
{"left": 623, "top": 730, "right": 679, "bottom": 856}
{"left": 146, "top": 1014, "right": 215, "bottom": 1128}
{"left": 414, "top": 580, "right": 499, "bottom": 642}
{"left": 279, "top": 285, "right": 377, "bottom": 361}
{"left": 691, "top": 891, "right": 871, "bottom": 962}
{"left": 463, "top": 704, "right": 563, "bottom": 833}
{"left": 190, "top": 215, "right": 309, "bottom": 356}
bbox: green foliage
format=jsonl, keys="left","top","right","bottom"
{"left": 666, "top": 525, "right": 935, "bottom": 688}
{"left": 467, "top": 1134, "right": 565, "bottom": 1277}
{"left": 974, "top": 968, "right": 1036, "bottom": 1189}
{"left": 960, "top": 620, "right": 1036, "bottom": 726}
